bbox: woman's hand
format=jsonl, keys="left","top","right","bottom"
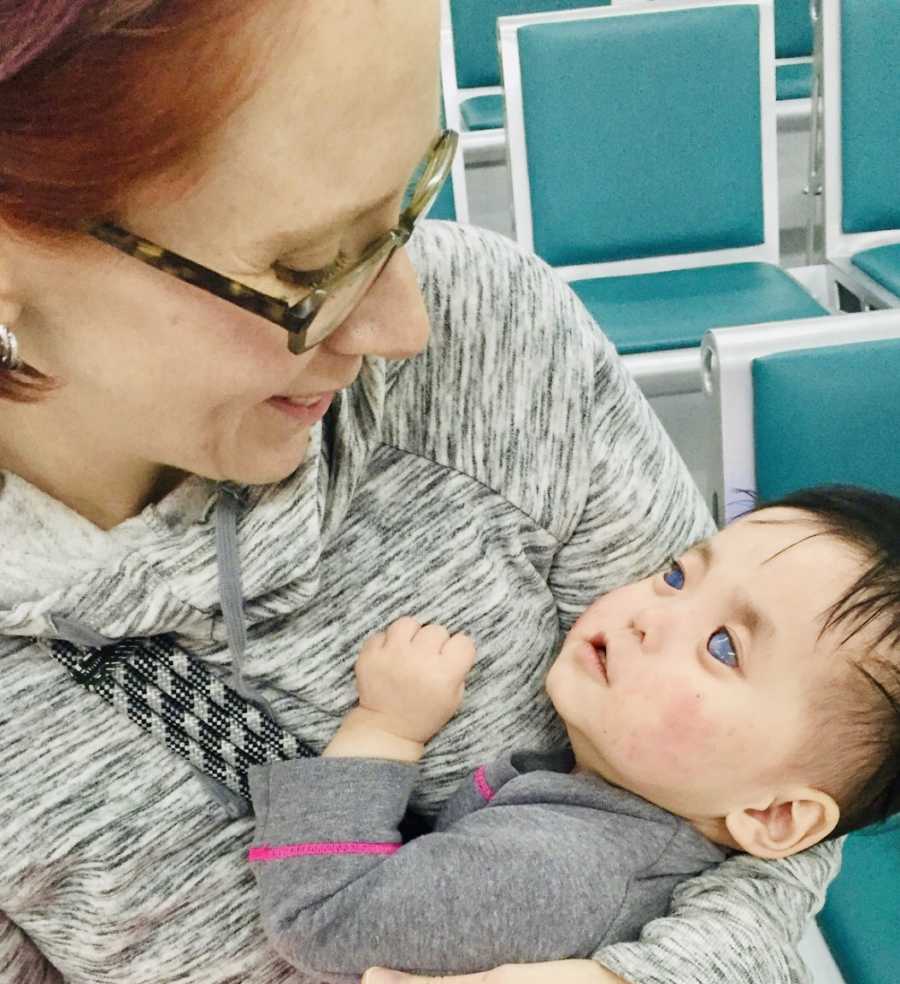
{"left": 361, "top": 961, "right": 631, "bottom": 984}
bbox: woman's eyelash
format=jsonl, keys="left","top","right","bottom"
{"left": 273, "top": 251, "right": 349, "bottom": 289}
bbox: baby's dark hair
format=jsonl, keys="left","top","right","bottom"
{"left": 750, "top": 484, "right": 900, "bottom": 838}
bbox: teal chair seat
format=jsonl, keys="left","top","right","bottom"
{"left": 459, "top": 94, "right": 505, "bottom": 131}
{"left": 570, "top": 262, "right": 827, "bottom": 355}
{"left": 818, "top": 823, "right": 900, "bottom": 984}
{"left": 851, "top": 243, "right": 900, "bottom": 296}
{"left": 775, "top": 61, "right": 812, "bottom": 100}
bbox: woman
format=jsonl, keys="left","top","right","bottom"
{"left": 0, "top": 2, "right": 838, "bottom": 983}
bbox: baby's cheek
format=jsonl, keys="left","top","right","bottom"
{"left": 632, "top": 692, "right": 724, "bottom": 778}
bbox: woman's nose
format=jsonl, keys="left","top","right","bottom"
{"left": 323, "top": 247, "right": 431, "bottom": 360}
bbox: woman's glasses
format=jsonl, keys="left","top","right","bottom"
{"left": 89, "top": 130, "right": 459, "bottom": 354}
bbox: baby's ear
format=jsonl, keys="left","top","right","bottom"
{"left": 725, "top": 789, "right": 840, "bottom": 859}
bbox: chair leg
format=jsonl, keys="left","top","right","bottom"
{"left": 835, "top": 281, "right": 863, "bottom": 313}
{"left": 804, "top": 0, "right": 824, "bottom": 266}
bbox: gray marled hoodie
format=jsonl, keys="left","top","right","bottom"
{"left": 0, "top": 222, "right": 838, "bottom": 984}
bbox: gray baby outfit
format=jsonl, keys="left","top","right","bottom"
{"left": 249, "top": 748, "right": 727, "bottom": 981}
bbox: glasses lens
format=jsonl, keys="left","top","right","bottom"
{"left": 300, "top": 239, "right": 395, "bottom": 349}
{"left": 405, "top": 131, "right": 457, "bottom": 219}
{"left": 287, "top": 132, "right": 457, "bottom": 354}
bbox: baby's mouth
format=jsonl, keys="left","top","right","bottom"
{"left": 590, "top": 633, "right": 608, "bottom": 683}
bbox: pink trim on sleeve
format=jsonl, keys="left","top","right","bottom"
{"left": 248, "top": 841, "right": 401, "bottom": 862}
{"left": 473, "top": 765, "right": 495, "bottom": 802}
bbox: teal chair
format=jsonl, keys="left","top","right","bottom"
{"left": 439, "top": 0, "right": 609, "bottom": 155}
{"left": 817, "top": 824, "right": 900, "bottom": 984}
{"left": 823, "top": 0, "right": 900, "bottom": 309}
{"left": 753, "top": 342, "right": 900, "bottom": 499}
{"left": 703, "top": 310, "right": 900, "bottom": 525}
{"left": 499, "top": 0, "right": 827, "bottom": 397}
{"left": 703, "top": 307, "right": 900, "bottom": 984}
{"left": 756, "top": 336, "right": 900, "bottom": 984}
{"left": 775, "top": 0, "right": 815, "bottom": 103}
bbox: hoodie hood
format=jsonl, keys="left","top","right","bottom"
{"left": 0, "top": 355, "right": 386, "bottom": 646}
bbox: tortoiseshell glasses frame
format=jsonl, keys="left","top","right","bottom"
{"left": 89, "top": 129, "right": 459, "bottom": 355}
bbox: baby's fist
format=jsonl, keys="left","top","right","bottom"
{"left": 355, "top": 617, "right": 477, "bottom": 743}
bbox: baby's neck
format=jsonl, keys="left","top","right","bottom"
{"left": 686, "top": 815, "right": 740, "bottom": 850}
{"left": 571, "top": 763, "right": 738, "bottom": 850}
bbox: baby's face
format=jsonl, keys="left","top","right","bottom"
{"left": 545, "top": 508, "right": 865, "bottom": 823}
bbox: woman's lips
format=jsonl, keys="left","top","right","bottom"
{"left": 266, "top": 392, "right": 334, "bottom": 424}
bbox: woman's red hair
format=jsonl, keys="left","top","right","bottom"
{"left": 0, "top": 0, "right": 262, "bottom": 401}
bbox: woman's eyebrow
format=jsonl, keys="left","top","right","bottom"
{"left": 269, "top": 186, "right": 407, "bottom": 258}
{"left": 264, "top": 130, "right": 439, "bottom": 259}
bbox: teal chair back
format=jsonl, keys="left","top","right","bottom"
{"left": 753, "top": 339, "right": 900, "bottom": 498}
{"left": 514, "top": 4, "right": 766, "bottom": 267}
{"left": 775, "top": 0, "right": 813, "bottom": 57}
{"left": 449, "top": 0, "right": 607, "bottom": 90}
{"left": 840, "top": 0, "right": 900, "bottom": 235}
{"left": 751, "top": 336, "right": 900, "bottom": 984}
{"left": 818, "top": 828, "right": 900, "bottom": 984}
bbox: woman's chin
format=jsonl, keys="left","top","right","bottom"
{"left": 222, "top": 433, "right": 313, "bottom": 487}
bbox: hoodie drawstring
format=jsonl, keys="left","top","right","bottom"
{"left": 48, "top": 485, "right": 290, "bottom": 819}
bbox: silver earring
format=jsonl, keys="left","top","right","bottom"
{"left": 0, "top": 324, "right": 22, "bottom": 371}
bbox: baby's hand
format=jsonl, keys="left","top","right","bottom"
{"left": 354, "top": 617, "right": 476, "bottom": 745}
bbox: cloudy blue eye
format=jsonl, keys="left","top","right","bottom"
{"left": 708, "top": 629, "right": 739, "bottom": 668}
{"left": 662, "top": 559, "right": 685, "bottom": 590}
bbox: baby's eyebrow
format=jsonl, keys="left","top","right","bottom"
{"left": 687, "top": 539, "right": 774, "bottom": 643}
{"left": 732, "top": 590, "right": 771, "bottom": 641}
{"left": 690, "top": 539, "right": 714, "bottom": 569}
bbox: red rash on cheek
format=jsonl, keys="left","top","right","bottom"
{"left": 629, "top": 692, "right": 720, "bottom": 775}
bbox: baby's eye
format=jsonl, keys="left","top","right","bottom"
{"left": 708, "top": 629, "right": 739, "bottom": 668}
{"left": 662, "top": 559, "right": 685, "bottom": 590}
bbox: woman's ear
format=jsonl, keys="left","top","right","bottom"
{"left": 0, "top": 240, "right": 25, "bottom": 328}
{"left": 725, "top": 788, "right": 841, "bottom": 859}
{"left": 0, "top": 296, "right": 24, "bottom": 328}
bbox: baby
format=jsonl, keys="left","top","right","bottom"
{"left": 248, "top": 485, "right": 900, "bottom": 981}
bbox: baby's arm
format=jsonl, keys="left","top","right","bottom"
{"left": 249, "top": 618, "right": 479, "bottom": 978}
{"left": 249, "top": 619, "right": 621, "bottom": 979}
{"left": 249, "top": 753, "right": 626, "bottom": 980}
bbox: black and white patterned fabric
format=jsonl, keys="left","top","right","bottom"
{"left": 50, "top": 635, "right": 315, "bottom": 799}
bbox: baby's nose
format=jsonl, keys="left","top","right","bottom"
{"left": 631, "top": 605, "right": 678, "bottom": 652}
